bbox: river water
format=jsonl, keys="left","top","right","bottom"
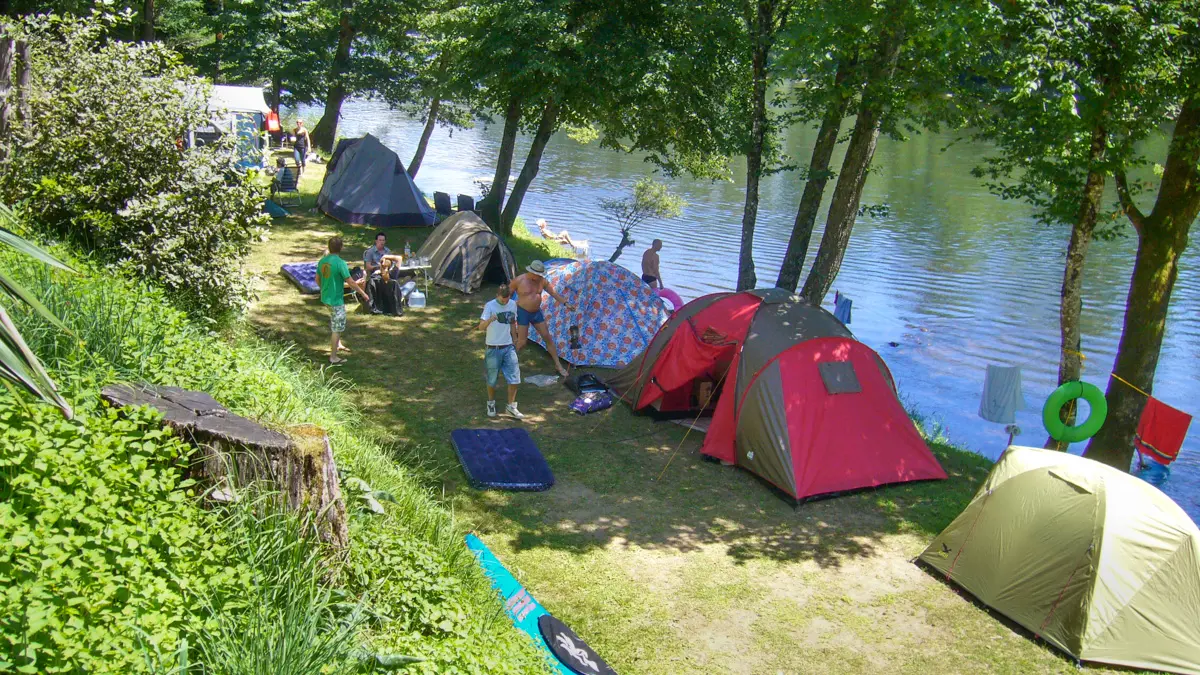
{"left": 297, "top": 100, "right": 1200, "bottom": 522}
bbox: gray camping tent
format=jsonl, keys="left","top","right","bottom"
{"left": 317, "top": 134, "right": 436, "bottom": 227}
{"left": 418, "top": 211, "right": 516, "bottom": 293}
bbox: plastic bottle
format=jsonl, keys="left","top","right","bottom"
{"left": 404, "top": 241, "right": 412, "bottom": 260}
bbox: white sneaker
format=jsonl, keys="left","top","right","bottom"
{"left": 505, "top": 403, "right": 525, "bottom": 419}
{"left": 486, "top": 401, "right": 497, "bottom": 418}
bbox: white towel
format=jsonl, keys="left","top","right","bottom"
{"left": 978, "top": 365, "right": 1026, "bottom": 424}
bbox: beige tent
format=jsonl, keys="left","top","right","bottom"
{"left": 417, "top": 211, "right": 515, "bottom": 293}
{"left": 919, "top": 446, "right": 1200, "bottom": 674}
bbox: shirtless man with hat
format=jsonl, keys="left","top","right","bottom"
{"left": 511, "top": 260, "right": 574, "bottom": 377}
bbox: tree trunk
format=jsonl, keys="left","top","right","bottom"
{"left": 311, "top": 0, "right": 354, "bottom": 153}
{"left": 271, "top": 74, "right": 283, "bottom": 111}
{"left": 775, "top": 69, "right": 850, "bottom": 291}
{"left": 501, "top": 99, "right": 560, "bottom": 236}
{"left": 1043, "top": 124, "right": 1107, "bottom": 450}
{"left": 609, "top": 229, "right": 635, "bottom": 263}
{"left": 799, "top": 26, "right": 904, "bottom": 306}
{"left": 736, "top": 0, "right": 775, "bottom": 291}
{"left": 142, "top": 0, "right": 156, "bottom": 41}
{"left": 101, "top": 386, "right": 349, "bottom": 548}
{"left": 0, "top": 38, "right": 14, "bottom": 150}
{"left": 407, "top": 98, "right": 440, "bottom": 178}
{"left": 480, "top": 96, "right": 522, "bottom": 231}
{"left": 1085, "top": 96, "right": 1200, "bottom": 470}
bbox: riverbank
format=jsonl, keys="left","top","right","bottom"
{"left": 246, "top": 164, "right": 1146, "bottom": 674}
{"left": 297, "top": 99, "right": 1199, "bottom": 523}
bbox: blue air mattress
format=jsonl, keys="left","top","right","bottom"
{"left": 281, "top": 261, "right": 320, "bottom": 294}
{"left": 466, "top": 534, "right": 617, "bottom": 675}
{"left": 451, "top": 428, "right": 554, "bottom": 491}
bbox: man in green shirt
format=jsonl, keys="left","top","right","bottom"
{"left": 317, "top": 236, "right": 368, "bottom": 364}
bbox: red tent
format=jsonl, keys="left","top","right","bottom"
{"left": 608, "top": 289, "right": 947, "bottom": 501}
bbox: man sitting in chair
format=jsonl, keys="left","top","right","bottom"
{"left": 362, "top": 232, "right": 413, "bottom": 315}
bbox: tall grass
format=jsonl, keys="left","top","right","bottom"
{"left": 192, "top": 497, "right": 366, "bottom": 675}
{"left": 0, "top": 249, "right": 552, "bottom": 673}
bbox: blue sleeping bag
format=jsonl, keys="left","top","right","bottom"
{"left": 281, "top": 261, "right": 320, "bottom": 294}
{"left": 466, "top": 534, "right": 617, "bottom": 675}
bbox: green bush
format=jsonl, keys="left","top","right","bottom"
{"left": 1, "top": 248, "right": 552, "bottom": 673}
{"left": 0, "top": 15, "right": 268, "bottom": 321}
{"left": 0, "top": 397, "right": 246, "bottom": 674}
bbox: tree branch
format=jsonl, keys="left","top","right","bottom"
{"left": 1114, "top": 168, "right": 1147, "bottom": 236}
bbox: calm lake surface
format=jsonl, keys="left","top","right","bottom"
{"left": 297, "top": 100, "right": 1200, "bottom": 522}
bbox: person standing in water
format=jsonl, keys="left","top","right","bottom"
{"left": 511, "top": 260, "right": 574, "bottom": 377}
{"left": 641, "top": 239, "right": 664, "bottom": 289}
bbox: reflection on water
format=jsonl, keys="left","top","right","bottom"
{"left": 295, "top": 100, "right": 1200, "bottom": 522}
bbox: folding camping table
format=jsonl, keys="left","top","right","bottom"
{"left": 394, "top": 260, "right": 433, "bottom": 300}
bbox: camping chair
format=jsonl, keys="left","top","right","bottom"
{"left": 434, "top": 192, "right": 453, "bottom": 216}
{"left": 457, "top": 194, "right": 476, "bottom": 213}
{"left": 271, "top": 159, "right": 301, "bottom": 207}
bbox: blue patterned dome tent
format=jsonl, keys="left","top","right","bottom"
{"left": 530, "top": 260, "right": 669, "bottom": 368}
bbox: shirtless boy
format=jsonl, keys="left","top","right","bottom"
{"left": 510, "top": 260, "right": 574, "bottom": 377}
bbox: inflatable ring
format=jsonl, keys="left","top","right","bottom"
{"left": 1042, "top": 381, "right": 1107, "bottom": 443}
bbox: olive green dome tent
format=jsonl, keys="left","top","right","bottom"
{"left": 417, "top": 211, "right": 516, "bottom": 293}
{"left": 919, "top": 446, "right": 1200, "bottom": 674}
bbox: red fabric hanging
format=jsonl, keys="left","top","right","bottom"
{"left": 1134, "top": 397, "right": 1192, "bottom": 466}
{"left": 266, "top": 110, "right": 281, "bottom": 132}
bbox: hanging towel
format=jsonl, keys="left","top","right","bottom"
{"left": 1135, "top": 397, "right": 1192, "bottom": 466}
{"left": 833, "top": 295, "right": 853, "bottom": 325}
{"left": 978, "top": 365, "right": 1025, "bottom": 424}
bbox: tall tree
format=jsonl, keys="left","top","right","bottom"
{"left": 971, "top": 0, "right": 1184, "bottom": 451}
{"left": 774, "top": 61, "right": 852, "bottom": 291}
{"left": 309, "top": 0, "right": 353, "bottom": 151}
{"left": 1085, "top": 5, "right": 1200, "bottom": 468}
{"left": 142, "top": 0, "right": 156, "bottom": 40}
{"left": 735, "top": 0, "right": 791, "bottom": 290}
{"left": 797, "top": 0, "right": 987, "bottom": 306}
{"left": 799, "top": 1, "right": 907, "bottom": 305}
{"left": 1085, "top": 96, "right": 1200, "bottom": 468}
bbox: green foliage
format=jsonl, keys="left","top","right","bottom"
{"left": 0, "top": 204, "right": 73, "bottom": 417}
{"left": 0, "top": 16, "right": 269, "bottom": 321}
{"left": 0, "top": 398, "right": 244, "bottom": 674}
{"left": 0, "top": 245, "right": 552, "bottom": 673}
{"left": 970, "top": 0, "right": 1187, "bottom": 232}
{"left": 191, "top": 502, "right": 368, "bottom": 675}
{"left": 598, "top": 177, "right": 687, "bottom": 235}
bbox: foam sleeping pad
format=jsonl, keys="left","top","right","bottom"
{"left": 451, "top": 428, "right": 554, "bottom": 491}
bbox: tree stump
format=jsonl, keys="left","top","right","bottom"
{"left": 101, "top": 383, "right": 349, "bottom": 548}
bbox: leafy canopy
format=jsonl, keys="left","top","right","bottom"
{"left": 598, "top": 177, "right": 687, "bottom": 235}
{"left": 0, "top": 14, "right": 269, "bottom": 320}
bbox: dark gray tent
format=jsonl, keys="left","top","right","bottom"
{"left": 418, "top": 211, "right": 516, "bottom": 293}
{"left": 317, "top": 134, "right": 436, "bottom": 227}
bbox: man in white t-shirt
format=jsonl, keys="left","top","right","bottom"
{"left": 478, "top": 284, "right": 523, "bottom": 419}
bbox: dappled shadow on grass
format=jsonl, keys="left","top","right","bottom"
{"left": 248, "top": 170, "right": 995, "bottom": 571}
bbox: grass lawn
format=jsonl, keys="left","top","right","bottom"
{"left": 248, "top": 162, "right": 1136, "bottom": 674}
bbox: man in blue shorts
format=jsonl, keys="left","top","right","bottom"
{"left": 479, "top": 284, "right": 523, "bottom": 418}
{"left": 510, "top": 260, "right": 573, "bottom": 377}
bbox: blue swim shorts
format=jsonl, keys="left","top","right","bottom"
{"left": 516, "top": 305, "right": 545, "bottom": 326}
